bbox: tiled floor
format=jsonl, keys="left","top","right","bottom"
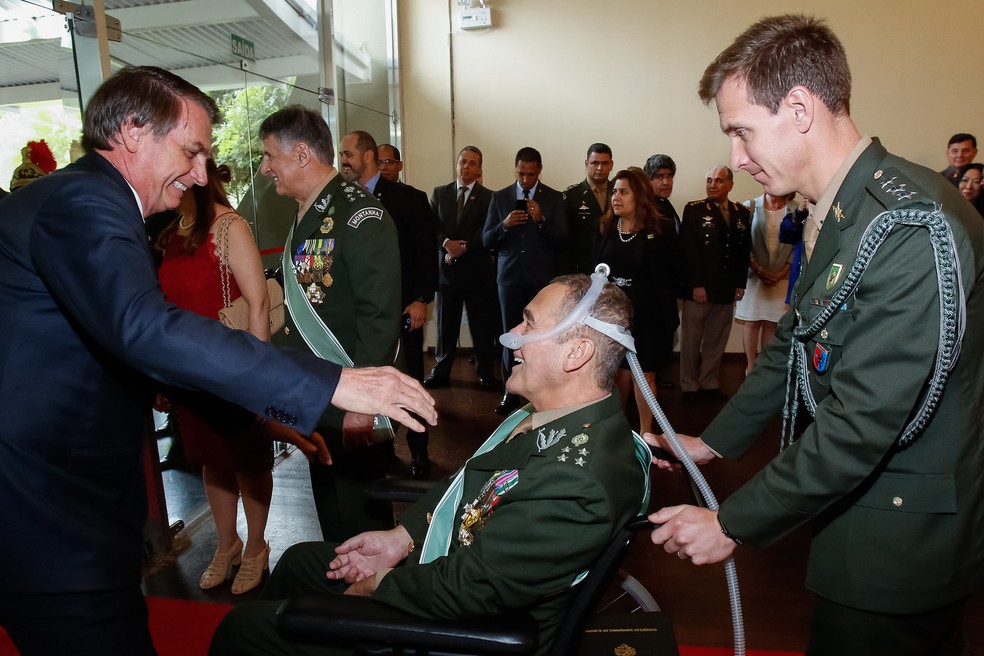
{"left": 142, "top": 352, "right": 984, "bottom": 653}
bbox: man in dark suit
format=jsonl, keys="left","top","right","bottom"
{"left": 678, "top": 165, "right": 750, "bottom": 401}
{"left": 0, "top": 67, "right": 435, "bottom": 656}
{"left": 377, "top": 143, "right": 404, "bottom": 183}
{"left": 339, "top": 130, "right": 438, "bottom": 479}
{"left": 483, "top": 147, "right": 567, "bottom": 414}
{"left": 649, "top": 15, "right": 984, "bottom": 655}
{"left": 562, "top": 142, "right": 614, "bottom": 274}
{"left": 424, "top": 146, "right": 500, "bottom": 392}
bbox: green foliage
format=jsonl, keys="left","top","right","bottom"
{"left": 209, "top": 82, "right": 294, "bottom": 206}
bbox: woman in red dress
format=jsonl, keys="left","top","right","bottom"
{"left": 157, "top": 161, "right": 274, "bottom": 594}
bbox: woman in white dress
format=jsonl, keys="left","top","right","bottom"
{"left": 735, "top": 191, "right": 796, "bottom": 374}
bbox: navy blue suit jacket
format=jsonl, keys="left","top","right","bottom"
{"left": 482, "top": 182, "right": 567, "bottom": 288}
{"left": 0, "top": 152, "right": 341, "bottom": 595}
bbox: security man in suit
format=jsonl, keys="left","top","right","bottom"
{"left": 339, "top": 130, "right": 437, "bottom": 479}
{"left": 0, "top": 68, "right": 435, "bottom": 656}
{"left": 483, "top": 146, "right": 567, "bottom": 414}
{"left": 649, "top": 15, "right": 984, "bottom": 655}
{"left": 562, "top": 142, "right": 614, "bottom": 274}
{"left": 423, "top": 146, "right": 501, "bottom": 391}
{"left": 678, "top": 165, "right": 751, "bottom": 400}
{"left": 211, "top": 274, "right": 650, "bottom": 656}
{"left": 261, "top": 109, "right": 403, "bottom": 543}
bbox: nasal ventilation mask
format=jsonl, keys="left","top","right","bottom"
{"left": 498, "top": 264, "right": 635, "bottom": 352}
{"left": 499, "top": 263, "right": 747, "bottom": 656}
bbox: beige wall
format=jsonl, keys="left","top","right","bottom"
{"left": 399, "top": 0, "right": 983, "bottom": 205}
{"left": 397, "top": 0, "right": 983, "bottom": 352}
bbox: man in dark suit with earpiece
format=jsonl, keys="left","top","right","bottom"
{"left": 424, "top": 146, "right": 501, "bottom": 393}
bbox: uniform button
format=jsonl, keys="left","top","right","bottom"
{"left": 426, "top": 512, "right": 433, "bottom": 524}
{"left": 892, "top": 496, "right": 903, "bottom": 507}
{"left": 820, "top": 329, "right": 829, "bottom": 339}
{"left": 284, "top": 326, "right": 290, "bottom": 335}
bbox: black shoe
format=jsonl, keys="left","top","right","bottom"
{"left": 478, "top": 377, "right": 500, "bottom": 390}
{"left": 422, "top": 374, "right": 450, "bottom": 389}
{"left": 681, "top": 391, "right": 700, "bottom": 403}
{"left": 495, "top": 393, "right": 520, "bottom": 416}
{"left": 410, "top": 451, "right": 430, "bottom": 479}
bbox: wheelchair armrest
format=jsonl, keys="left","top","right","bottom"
{"left": 276, "top": 594, "right": 539, "bottom": 655}
{"left": 364, "top": 477, "right": 436, "bottom": 503}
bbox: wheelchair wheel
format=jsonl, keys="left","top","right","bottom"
{"left": 595, "top": 568, "right": 660, "bottom": 613}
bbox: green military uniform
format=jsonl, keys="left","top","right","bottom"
{"left": 703, "top": 139, "right": 984, "bottom": 647}
{"left": 562, "top": 179, "right": 611, "bottom": 275}
{"left": 210, "top": 393, "right": 649, "bottom": 656}
{"left": 277, "top": 174, "right": 402, "bottom": 541}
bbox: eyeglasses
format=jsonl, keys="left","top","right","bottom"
{"left": 379, "top": 159, "right": 401, "bottom": 165}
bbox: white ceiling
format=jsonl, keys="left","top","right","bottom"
{"left": 0, "top": 0, "right": 325, "bottom": 104}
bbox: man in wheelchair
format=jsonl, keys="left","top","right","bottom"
{"left": 210, "top": 273, "right": 651, "bottom": 656}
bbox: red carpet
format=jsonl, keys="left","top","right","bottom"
{"left": 0, "top": 597, "right": 232, "bottom": 656}
{"left": 0, "top": 597, "right": 802, "bottom": 655}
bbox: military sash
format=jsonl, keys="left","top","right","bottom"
{"left": 282, "top": 222, "right": 395, "bottom": 441}
{"left": 419, "top": 405, "right": 651, "bottom": 572}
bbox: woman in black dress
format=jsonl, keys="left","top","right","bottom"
{"left": 596, "top": 169, "right": 680, "bottom": 435}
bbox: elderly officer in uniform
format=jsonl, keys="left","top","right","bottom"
{"left": 211, "top": 273, "right": 651, "bottom": 656}
{"left": 260, "top": 106, "right": 403, "bottom": 542}
{"left": 678, "top": 166, "right": 751, "bottom": 401}
{"left": 649, "top": 15, "right": 984, "bottom": 656}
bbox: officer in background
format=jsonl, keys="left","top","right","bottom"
{"left": 562, "top": 142, "right": 614, "bottom": 274}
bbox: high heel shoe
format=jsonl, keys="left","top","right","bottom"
{"left": 199, "top": 537, "right": 243, "bottom": 590}
{"left": 231, "top": 542, "right": 270, "bottom": 595}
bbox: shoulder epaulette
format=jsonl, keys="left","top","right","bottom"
{"left": 867, "top": 167, "right": 931, "bottom": 210}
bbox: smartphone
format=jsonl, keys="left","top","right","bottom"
{"left": 514, "top": 199, "right": 529, "bottom": 214}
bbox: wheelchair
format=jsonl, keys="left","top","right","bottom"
{"left": 275, "top": 478, "right": 661, "bottom": 655}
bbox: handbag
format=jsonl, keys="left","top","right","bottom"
{"left": 216, "top": 213, "right": 285, "bottom": 334}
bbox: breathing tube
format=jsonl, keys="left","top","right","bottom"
{"left": 499, "top": 264, "right": 746, "bottom": 656}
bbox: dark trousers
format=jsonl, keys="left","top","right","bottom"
{"left": 399, "top": 326, "right": 428, "bottom": 454}
{"left": 309, "top": 432, "right": 393, "bottom": 543}
{"left": 210, "top": 542, "right": 351, "bottom": 656}
{"left": 431, "top": 280, "right": 501, "bottom": 381}
{"left": 0, "top": 586, "right": 155, "bottom": 656}
{"left": 807, "top": 596, "right": 969, "bottom": 656}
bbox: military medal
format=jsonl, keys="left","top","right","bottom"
{"left": 458, "top": 470, "right": 519, "bottom": 546}
{"left": 813, "top": 343, "right": 831, "bottom": 373}
{"left": 320, "top": 216, "right": 334, "bottom": 234}
{"left": 833, "top": 202, "right": 844, "bottom": 223}
{"left": 571, "top": 433, "right": 589, "bottom": 446}
{"left": 306, "top": 282, "right": 324, "bottom": 305}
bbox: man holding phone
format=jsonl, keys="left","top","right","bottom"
{"left": 483, "top": 146, "right": 566, "bottom": 414}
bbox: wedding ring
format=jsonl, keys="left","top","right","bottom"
{"left": 677, "top": 551, "right": 687, "bottom": 560}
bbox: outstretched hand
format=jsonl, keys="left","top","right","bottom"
{"left": 263, "top": 420, "right": 331, "bottom": 465}
{"left": 332, "top": 366, "right": 437, "bottom": 433}
{"left": 327, "top": 525, "right": 412, "bottom": 584}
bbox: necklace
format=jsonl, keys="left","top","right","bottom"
{"left": 617, "top": 217, "right": 637, "bottom": 243}
{"left": 177, "top": 213, "right": 194, "bottom": 230}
